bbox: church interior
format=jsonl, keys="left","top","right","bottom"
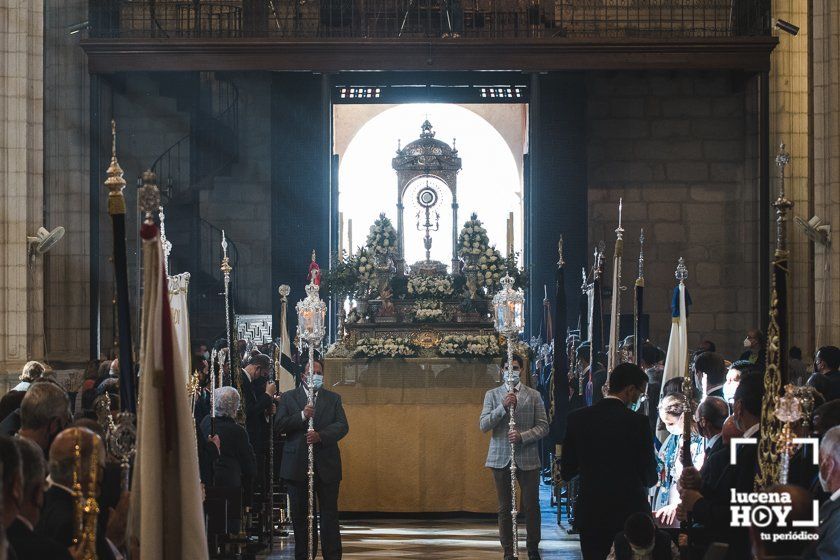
{"left": 2, "top": 1, "right": 840, "bottom": 559}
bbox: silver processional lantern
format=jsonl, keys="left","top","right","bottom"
{"left": 492, "top": 273, "right": 525, "bottom": 559}
{"left": 295, "top": 280, "right": 326, "bottom": 560}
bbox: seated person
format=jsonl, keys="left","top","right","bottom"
{"left": 199, "top": 386, "right": 256, "bottom": 530}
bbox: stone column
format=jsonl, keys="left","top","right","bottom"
{"left": 812, "top": 0, "right": 840, "bottom": 348}
{"left": 44, "top": 0, "right": 91, "bottom": 363}
{"left": 770, "top": 0, "right": 813, "bottom": 355}
{"left": 0, "top": 0, "right": 45, "bottom": 384}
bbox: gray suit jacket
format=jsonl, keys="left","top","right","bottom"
{"left": 479, "top": 383, "right": 548, "bottom": 471}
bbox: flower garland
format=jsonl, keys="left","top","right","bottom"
{"left": 457, "top": 213, "right": 490, "bottom": 258}
{"left": 438, "top": 334, "right": 502, "bottom": 360}
{"left": 407, "top": 274, "right": 454, "bottom": 299}
{"left": 366, "top": 213, "right": 398, "bottom": 257}
{"left": 354, "top": 336, "right": 419, "bottom": 360}
{"left": 413, "top": 299, "right": 446, "bottom": 323}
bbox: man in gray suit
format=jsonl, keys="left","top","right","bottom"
{"left": 480, "top": 354, "right": 549, "bottom": 560}
{"left": 804, "top": 425, "right": 840, "bottom": 559}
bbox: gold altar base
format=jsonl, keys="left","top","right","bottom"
{"left": 325, "top": 357, "right": 521, "bottom": 513}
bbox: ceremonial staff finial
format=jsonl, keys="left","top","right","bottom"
{"left": 637, "top": 229, "right": 645, "bottom": 283}
{"left": 675, "top": 257, "right": 688, "bottom": 284}
{"left": 755, "top": 141, "right": 796, "bottom": 489}
{"left": 557, "top": 235, "right": 565, "bottom": 268}
{"left": 105, "top": 120, "right": 127, "bottom": 216}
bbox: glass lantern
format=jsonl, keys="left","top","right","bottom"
{"left": 492, "top": 275, "right": 524, "bottom": 338}
{"left": 296, "top": 281, "right": 327, "bottom": 347}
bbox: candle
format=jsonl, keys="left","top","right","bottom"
{"left": 338, "top": 212, "right": 344, "bottom": 262}
{"left": 348, "top": 219, "right": 353, "bottom": 257}
{"left": 506, "top": 213, "right": 514, "bottom": 257}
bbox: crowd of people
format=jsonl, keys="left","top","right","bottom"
{"left": 556, "top": 330, "right": 840, "bottom": 560}
{"left": 1, "top": 329, "right": 838, "bottom": 560}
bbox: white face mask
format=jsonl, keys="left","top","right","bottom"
{"left": 505, "top": 372, "right": 520, "bottom": 386}
{"left": 743, "top": 337, "right": 752, "bottom": 349}
{"left": 310, "top": 374, "right": 324, "bottom": 390}
{"left": 666, "top": 422, "right": 682, "bottom": 436}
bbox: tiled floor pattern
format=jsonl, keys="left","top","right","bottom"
{"left": 264, "top": 484, "right": 583, "bottom": 559}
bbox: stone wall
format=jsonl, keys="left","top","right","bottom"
{"left": 771, "top": 0, "right": 813, "bottom": 356}
{"left": 811, "top": 0, "right": 840, "bottom": 349}
{"left": 44, "top": 0, "right": 91, "bottom": 364}
{"left": 586, "top": 71, "right": 759, "bottom": 360}
{"left": 1, "top": 0, "right": 45, "bottom": 378}
{"left": 200, "top": 73, "right": 272, "bottom": 315}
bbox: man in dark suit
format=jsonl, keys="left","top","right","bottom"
{"left": 694, "top": 352, "right": 727, "bottom": 400}
{"left": 807, "top": 346, "right": 840, "bottom": 402}
{"left": 238, "top": 353, "right": 276, "bottom": 494}
{"left": 36, "top": 427, "right": 122, "bottom": 560}
{"left": 695, "top": 396, "right": 728, "bottom": 461}
{"left": 276, "top": 356, "right": 349, "bottom": 560}
{"left": 7, "top": 437, "right": 71, "bottom": 559}
{"left": 679, "top": 371, "right": 764, "bottom": 560}
{"left": 804, "top": 425, "right": 840, "bottom": 559}
{"left": 561, "top": 363, "right": 657, "bottom": 560}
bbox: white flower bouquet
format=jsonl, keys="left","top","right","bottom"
{"left": 366, "top": 213, "right": 398, "bottom": 257}
{"left": 353, "top": 247, "right": 377, "bottom": 296}
{"left": 407, "top": 274, "right": 454, "bottom": 299}
{"left": 457, "top": 213, "right": 490, "bottom": 259}
{"left": 413, "top": 299, "right": 446, "bottom": 323}
{"left": 438, "top": 334, "right": 502, "bottom": 360}
{"left": 354, "top": 336, "right": 419, "bottom": 360}
{"left": 477, "top": 246, "right": 505, "bottom": 290}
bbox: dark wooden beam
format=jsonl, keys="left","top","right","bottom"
{"left": 82, "top": 37, "right": 777, "bottom": 73}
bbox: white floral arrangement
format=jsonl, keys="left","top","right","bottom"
{"left": 407, "top": 274, "right": 454, "bottom": 299}
{"left": 438, "top": 334, "right": 502, "bottom": 360}
{"left": 478, "top": 246, "right": 505, "bottom": 289}
{"left": 354, "top": 336, "right": 419, "bottom": 360}
{"left": 366, "top": 213, "right": 398, "bottom": 257}
{"left": 413, "top": 299, "right": 446, "bottom": 322}
{"left": 457, "top": 213, "right": 490, "bottom": 258}
{"left": 354, "top": 247, "right": 376, "bottom": 291}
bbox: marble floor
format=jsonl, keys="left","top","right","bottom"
{"left": 263, "top": 484, "right": 583, "bottom": 559}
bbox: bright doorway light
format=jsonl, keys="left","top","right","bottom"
{"left": 337, "top": 103, "right": 523, "bottom": 270}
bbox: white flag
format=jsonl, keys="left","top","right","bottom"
{"left": 660, "top": 283, "right": 689, "bottom": 397}
{"left": 129, "top": 223, "right": 208, "bottom": 560}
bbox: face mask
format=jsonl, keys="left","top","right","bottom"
{"left": 666, "top": 423, "right": 682, "bottom": 436}
{"left": 723, "top": 382, "right": 738, "bottom": 402}
{"left": 743, "top": 337, "right": 752, "bottom": 348}
{"left": 311, "top": 374, "right": 324, "bottom": 390}
{"left": 505, "top": 372, "right": 520, "bottom": 386}
{"left": 203, "top": 351, "right": 210, "bottom": 360}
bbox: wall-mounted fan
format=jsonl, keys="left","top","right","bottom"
{"left": 27, "top": 226, "right": 66, "bottom": 263}
{"left": 794, "top": 215, "right": 831, "bottom": 247}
